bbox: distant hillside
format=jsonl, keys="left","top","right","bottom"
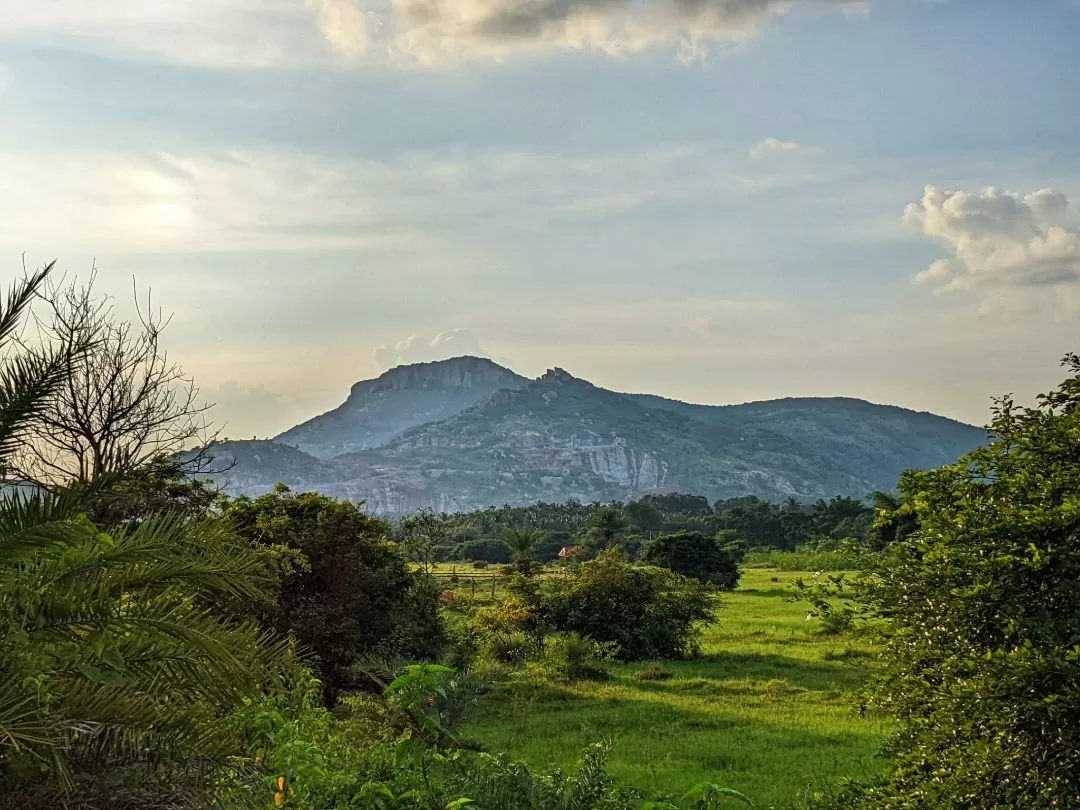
{"left": 201, "top": 357, "right": 986, "bottom": 514}
{"left": 275, "top": 356, "right": 527, "bottom": 458}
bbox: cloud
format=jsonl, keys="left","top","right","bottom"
{"left": 373, "top": 329, "right": 492, "bottom": 369}
{"left": 1, "top": 0, "right": 865, "bottom": 68}
{"left": 308, "top": 0, "right": 373, "bottom": 60}
{"left": 749, "top": 137, "right": 818, "bottom": 159}
{"left": 0, "top": 143, "right": 775, "bottom": 255}
{"left": 904, "top": 185, "right": 1080, "bottom": 299}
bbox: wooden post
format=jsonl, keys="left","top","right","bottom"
{"left": 471, "top": 579, "right": 476, "bottom": 599}
{"left": 491, "top": 575, "right": 496, "bottom": 598}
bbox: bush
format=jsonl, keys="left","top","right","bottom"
{"left": 639, "top": 530, "right": 742, "bottom": 589}
{"left": 223, "top": 486, "right": 446, "bottom": 700}
{"left": 544, "top": 550, "right": 717, "bottom": 661}
{"left": 540, "top": 633, "right": 616, "bottom": 681}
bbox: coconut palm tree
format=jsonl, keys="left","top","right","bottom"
{"left": 585, "top": 506, "right": 629, "bottom": 551}
{"left": 501, "top": 527, "right": 545, "bottom": 575}
{"left": 0, "top": 265, "right": 285, "bottom": 808}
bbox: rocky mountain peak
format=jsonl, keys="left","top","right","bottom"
{"left": 347, "top": 356, "right": 525, "bottom": 401}
{"left": 539, "top": 367, "right": 589, "bottom": 386}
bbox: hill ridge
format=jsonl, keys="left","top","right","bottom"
{"left": 201, "top": 357, "right": 985, "bottom": 513}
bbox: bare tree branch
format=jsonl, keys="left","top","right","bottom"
{"left": 12, "top": 266, "right": 223, "bottom": 488}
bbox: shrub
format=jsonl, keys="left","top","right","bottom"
{"left": 487, "top": 632, "right": 532, "bottom": 664}
{"left": 639, "top": 530, "right": 743, "bottom": 589}
{"left": 472, "top": 559, "right": 489, "bottom": 569}
{"left": 223, "top": 486, "right": 445, "bottom": 700}
{"left": 540, "top": 632, "right": 616, "bottom": 681}
{"left": 544, "top": 550, "right": 717, "bottom": 661}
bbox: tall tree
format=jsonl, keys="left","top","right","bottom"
{"left": 816, "top": 354, "right": 1080, "bottom": 809}
{"left": 502, "top": 527, "right": 545, "bottom": 575}
{"left": 584, "top": 506, "right": 629, "bottom": 551}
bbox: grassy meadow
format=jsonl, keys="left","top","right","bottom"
{"left": 461, "top": 568, "right": 891, "bottom": 808}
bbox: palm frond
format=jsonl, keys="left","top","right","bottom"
{"left": 0, "top": 262, "right": 53, "bottom": 347}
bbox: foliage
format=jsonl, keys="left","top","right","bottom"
{"left": 537, "top": 633, "right": 617, "bottom": 681}
{"left": 501, "top": 527, "right": 545, "bottom": 575}
{"left": 543, "top": 550, "right": 717, "bottom": 661}
{"left": 437, "top": 493, "right": 883, "bottom": 565}
{"left": 0, "top": 265, "right": 295, "bottom": 808}
{"left": 743, "top": 549, "right": 861, "bottom": 572}
{"left": 224, "top": 485, "right": 445, "bottom": 700}
{"left": 808, "top": 355, "right": 1080, "bottom": 809}
{"left": 640, "top": 531, "right": 743, "bottom": 590}
{"left": 0, "top": 500, "right": 289, "bottom": 808}
{"left": 584, "top": 506, "right": 629, "bottom": 552}
{"left": 228, "top": 661, "right": 649, "bottom": 810}
{"left": 395, "top": 508, "right": 452, "bottom": 574}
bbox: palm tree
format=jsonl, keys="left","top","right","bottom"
{"left": 585, "top": 506, "right": 629, "bottom": 551}
{"left": 502, "top": 528, "right": 544, "bottom": 562}
{"left": 0, "top": 266, "right": 285, "bottom": 807}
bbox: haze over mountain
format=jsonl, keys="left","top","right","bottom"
{"left": 200, "top": 356, "right": 985, "bottom": 514}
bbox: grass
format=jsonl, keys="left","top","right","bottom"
{"left": 463, "top": 569, "right": 890, "bottom": 808}
{"left": 743, "top": 550, "right": 861, "bottom": 572}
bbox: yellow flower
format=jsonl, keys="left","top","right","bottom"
{"left": 255, "top": 755, "right": 262, "bottom": 766}
{"left": 278, "top": 776, "right": 286, "bottom": 791}
{"left": 274, "top": 791, "right": 284, "bottom": 807}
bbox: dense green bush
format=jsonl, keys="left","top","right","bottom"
{"left": 808, "top": 355, "right": 1080, "bottom": 809}
{"left": 544, "top": 550, "right": 717, "bottom": 661}
{"left": 538, "top": 632, "right": 617, "bottom": 681}
{"left": 224, "top": 486, "right": 446, "bottom": 700}
{"left": 640, "top": 530, "right": 743, "bottom": 589}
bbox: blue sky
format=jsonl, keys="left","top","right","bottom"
{"left": 2, "top": 0, "right": 1078, "bottom": 437}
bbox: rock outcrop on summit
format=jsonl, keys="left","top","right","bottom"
{"left": 199, "top": 356, "right": 985, "bottom": 514}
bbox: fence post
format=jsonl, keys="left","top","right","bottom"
{"left": 491, "top": 575, "right": 496, "bottom": 599}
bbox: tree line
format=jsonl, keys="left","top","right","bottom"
{"left": 3, "top": 262, "right": 1080, "bottom": 808}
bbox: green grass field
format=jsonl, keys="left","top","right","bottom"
{"left": 463, "top": 568, "right": 890, "bottom": 808}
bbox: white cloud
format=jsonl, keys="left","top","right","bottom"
{"left": 904, "top": 185, "right": 1080, "bottom": 302}
{"left": 373, "top": 329, "right": 493, "bottom": 369}
{"left": 749, "top": 137, "right": 819, "bottom": 159}
{"left": 0, "top": 0, "right": 865, "bottom": 68}
{"left": 308, "top": 0, "right": 374, "bottom": 60}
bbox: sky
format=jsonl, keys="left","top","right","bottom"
{"left": 2, "top": 0, "right": 1079, "bottom": 438}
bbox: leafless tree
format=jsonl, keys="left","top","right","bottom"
{"left": 13, "top": 264, "right": 220, "bottom": 487}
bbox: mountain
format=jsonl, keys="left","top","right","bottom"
{"left": 275, "top": 356, "right": 527, "bottom": 457}
{"left": 200, "top": 357, "right": 985, "bottom": 514}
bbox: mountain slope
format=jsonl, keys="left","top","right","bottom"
{"left": 203, "top": 358, "right": 986, "bottom": 513}
{"left": 275, "top": 356, "right": 527, "bottom": 458}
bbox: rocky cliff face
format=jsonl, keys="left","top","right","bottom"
{"left": 202, "top": 357, "right": 986, "bottom": 514}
